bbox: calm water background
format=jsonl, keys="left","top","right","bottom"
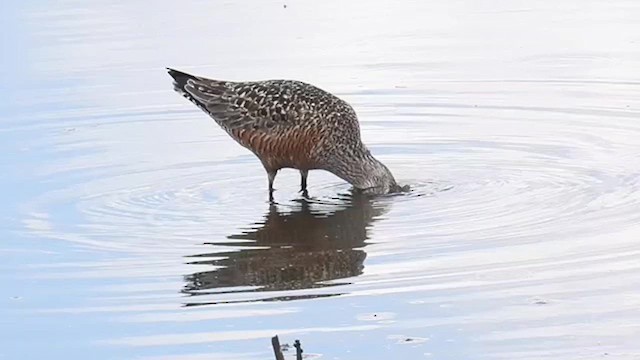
{"left": 2, "top": 0, "right": 640, "bottom": 359}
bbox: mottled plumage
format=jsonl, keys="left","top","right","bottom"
{"left": 167, "top": 68, "right": 402, "bottom": 196}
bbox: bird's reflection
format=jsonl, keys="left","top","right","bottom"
{"left": 182, "top": 191, "right": 390, "bottom": 305}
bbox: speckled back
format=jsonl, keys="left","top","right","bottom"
{"left": 170, "top": 69, "right": 363, "bottom": 171}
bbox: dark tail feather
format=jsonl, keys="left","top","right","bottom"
{"left": 167, "top": 68, "right": 199, "bottom": 92}
{"left": 166, "top": 67, "right": 212, "bottom": 111}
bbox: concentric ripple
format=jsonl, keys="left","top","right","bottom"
{"left": 16, "top": 75, "right": 640, "bottom": 360}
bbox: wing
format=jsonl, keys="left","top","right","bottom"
{"left": 168, "top": 68, "right": 341, "bottom": 133}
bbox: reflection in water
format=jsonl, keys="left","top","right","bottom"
{"left": 182, "top": 191, "right": 389, "bottom": 305}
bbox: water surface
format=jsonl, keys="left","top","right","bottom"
{"left": 2, "top": 0, "right": 640, "bottom": 359}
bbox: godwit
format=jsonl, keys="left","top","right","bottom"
{"left": 167, "top": 68, "right": 403, "bottom": 196}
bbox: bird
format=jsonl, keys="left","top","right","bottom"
{"left": 167, "top": 68, "right": 404, "bottom": 197}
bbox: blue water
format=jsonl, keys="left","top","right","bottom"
{"left": 2, "top": 1, "right": 640, "bottom": 359}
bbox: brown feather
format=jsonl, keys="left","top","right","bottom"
{"left": 167, "top": 68, "right": 401, "bottom": 194}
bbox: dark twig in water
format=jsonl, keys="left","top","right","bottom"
{"left": 271, "top": 335, "right": 285, "bottom": 360}
{"left": 294, "top": 339, "right": 303, "bottom": 360}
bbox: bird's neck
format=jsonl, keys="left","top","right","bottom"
{"left": 328, "top": 147, "right": 398, "bottom": 194}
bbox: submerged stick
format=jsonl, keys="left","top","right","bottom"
{"left": 271, "top": 335, "right": 285, "bottom": 360}
{"left": 294, "top": 339, "right": 303, "bottom": 360}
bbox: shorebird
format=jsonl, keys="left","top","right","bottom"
{"left": 167, "top": 68, "right": 404, "bottom": 197}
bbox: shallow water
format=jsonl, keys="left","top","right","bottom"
{"left": 2, "top": 0, "right": 640, "bottom": 359}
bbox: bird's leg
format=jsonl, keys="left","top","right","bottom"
{"left": 267, "top": 169, "right": 277, "bottom": 201}
{"left": 301, "top": 189, "right": 310, "bottom": 199}
{"left": 299, "top": 169, "right": 308, "bottom": 192}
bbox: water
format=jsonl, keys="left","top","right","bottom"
{"left": 2, "top": 0, "right": 640, "bottom": 359}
